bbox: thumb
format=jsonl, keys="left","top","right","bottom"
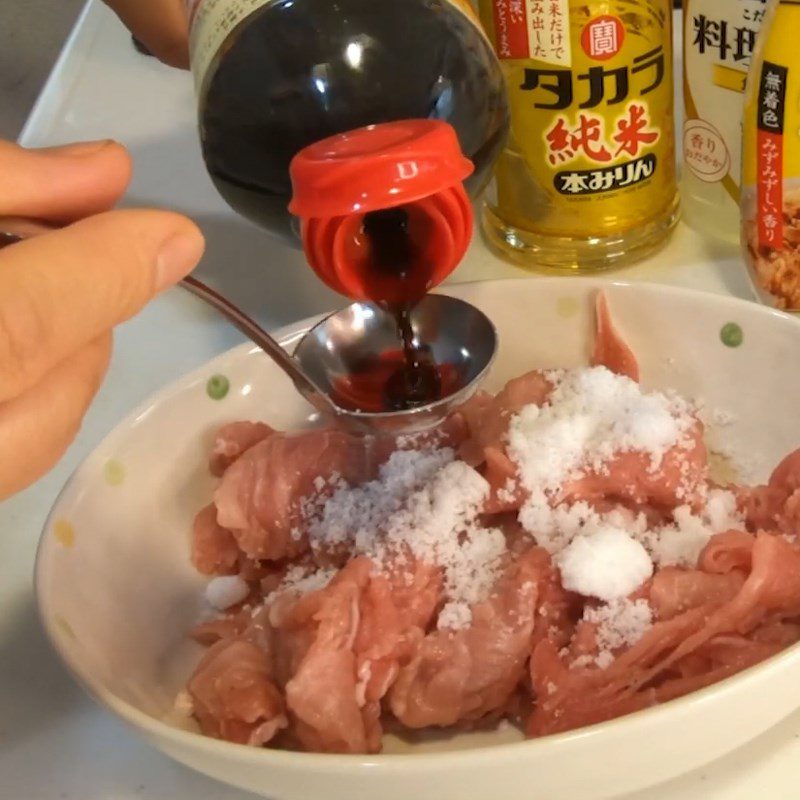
{"left": 0, "top": 209, "right": 204, "bottom": 402}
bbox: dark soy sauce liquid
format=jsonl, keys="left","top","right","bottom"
{"left": 332, "top": 353, "right": 458, "bottom": 413}
{"left": 358, "top": 207, "right": 442, "bottom": 411}
{"left": 384, "top": 308, "right": 441, "bottom": 411}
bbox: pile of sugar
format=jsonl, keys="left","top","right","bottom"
{"left": 505, "top": 367, "right": 742, "bottom": 602}
{"left": 309, "top": 448, "right": 452, "bottom": 546}
{"left": 580, "top": 598, "right": 654, "bottom": 669}
{"left": 508, "top": 366, "right": 695, "bottom": 496}
{"left": 638, "top": 488, "right": 743, "bottom": 569}
{"left": 205, "top": 574, "right": 250, "bottom": 610}
{"left": 281, "top": 565, "right": 337, "bottom": 595}
{"left": 306, "top": 448, "right": 507, "bottom": 630}
{"left": 558, "top": 526, "right": 653, "bottom": 602}
{"left": 521, "top": 486, "right": 743, "bottom": 603}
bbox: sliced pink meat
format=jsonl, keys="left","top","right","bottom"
{"left": 191, "top": 503, "right": 240, "bottom": 576}
{"left": 380, "top": 555, "right": 443, "bottom": 631}
{"left": 744, "top": 448, "right": 800, "bottom": 537}
{"left": 284, "top": 560, "right": 375, "bottom": 753}
{"left": 184, "top": 298, "right": 800, "bottom": 753}
{"left": 482, "top": 420, "right": 707, "bottom": 515}
{"left": 214, "top": 430, "right": 381, "bottom": 561}
{"left": 649, "top": 567, "right": 745, "bottom": 620}
{"left": 591, "top": 292, "right": 640, "bottom": 382}
{"left": 528, "top": 605, "right": 716, "bottom": 735}
{"left": 699, "top": 529, "right": 754, "bottom": 574}
{"left": 209, "top": 421, "right": 275, "bottom": 476}
{"left": 389, "top": 548, "right": 548, "bottom": 728}
{"left": 188, "top": 638, "right": 287, "bottom": 745}
{"left": 559, "top": 419, "right": 708, "bottom": 510}
{"left": 457, "top": 372, "right": 554, "bottom": 466}
{"left": 529, "top": 628, "right": 777, "bottom": 736}
{"left": 528, "top": 531, "right": 800, "bottom": 736}
{"left": 355, "top": 557, "right": 443, "bottom": 707}
{"left": 271, "top": 555, "right": 441, "bottom": 753}
{"left": 485, "top": 430, "right": 707, "bottom": 516}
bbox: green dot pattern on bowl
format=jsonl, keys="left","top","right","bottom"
{"left": 103, "top": 459, "right": 125, "bottom": 486}
{"left": 720, "top": 322, "right": 744, "bottom": 348}
{"left": 206, "top": 374, "right": 230, "bottom": 400}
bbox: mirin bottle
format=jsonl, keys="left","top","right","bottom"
{"left": 478, "top": 0, "right": 679, "bottom": 271}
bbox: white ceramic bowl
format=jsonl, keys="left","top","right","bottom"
{"left": 36, "top": 278, "right": 800, "bottom": 800}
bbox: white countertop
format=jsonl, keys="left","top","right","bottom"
{"left": 4, "top": 2, "right": 799, "bottom": 798}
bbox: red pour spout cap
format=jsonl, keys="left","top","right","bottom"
{"left": 289, "top": 120, "right": 475, "bottom": 305}
{"left": 289, "top": 119, "right": 474, "bottom": 218}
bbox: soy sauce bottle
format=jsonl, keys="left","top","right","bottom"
{"left": 186, "top": 0, "right": 509, "bottom": 244}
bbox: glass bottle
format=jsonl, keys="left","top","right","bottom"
{"left": 477, "top": 0, "right": 679, "bottom": 272}
{"left": 741, "top": 0, "right": 800, "bottom": 309}
{"left": 186, "top": 0, "right": 509, "bottom": 245}
{"left": 682, "top": 0, "right": 767, "bottom": 245}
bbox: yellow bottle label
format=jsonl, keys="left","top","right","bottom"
{"left": 742, "top": 0, "right": 800, "bottom": 309}
{"left": 479, "top": 0, "right": 676, "bottom": 238}
{"left": 683, "top": 0, "right": 766, "bottom": 198}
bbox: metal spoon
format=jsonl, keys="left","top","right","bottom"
{"left": 179, "top": 274, "right": 343, "bottom": 420}
{"left": 0, "top": 231, "right": 497, "bottom": 434}
{"left": 293, "top": 296, "right": 497, "bottom": 433}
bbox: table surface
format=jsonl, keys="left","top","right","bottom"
{"left": 4, "top": 2, "right": 800, "bottom": 798}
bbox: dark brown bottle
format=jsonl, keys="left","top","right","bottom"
{"left": 187, "top": 0, "right": 509, "bottom": 244}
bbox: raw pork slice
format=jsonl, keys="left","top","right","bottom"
{"left": 389, "top": 548, "right": 555, "bottom": 728}
{"left": 214, "top": 430, "right": 383, "bottom": 561}
{"left": 188, "top": 638, "right": 287, "bottom": 746}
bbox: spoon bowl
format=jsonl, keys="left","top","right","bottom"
{"left": 294, "top": 294, "right": 498, "bottom": 433}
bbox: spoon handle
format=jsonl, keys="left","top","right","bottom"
{"left": 180, "top": 275, "right": 331, "bottom": 409}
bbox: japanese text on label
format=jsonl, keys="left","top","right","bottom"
{"left": 519, "top": 45, "right": 664, "bottom": 109}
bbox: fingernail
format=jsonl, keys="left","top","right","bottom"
{"left": 41, "top": 139, "right": 116, "bottom": 157}
{"left": 156, "top": 227, "right": 205, "bottom": 290}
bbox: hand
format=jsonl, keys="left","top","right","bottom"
{"left": 103, "top": 0, "right": 191, "bottom": 69}
{"left": 0, "top": 140, "right": 204, "bottom": 499}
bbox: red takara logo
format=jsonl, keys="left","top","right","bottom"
{"left": 581, "top": 15, "right": 625, "bottom": 61}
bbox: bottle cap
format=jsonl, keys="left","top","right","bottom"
{"left": 289, "top": 119, "right": 474, "bottom": 218}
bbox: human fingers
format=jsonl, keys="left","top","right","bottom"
{"left": 0, "top": 334, "right": 112, "bottom": 500}
{"left": 0, "top": 139, "right": 132, "bottom": 223}
{"left": 0, "top": 209, "right": 204, "bottom": 402}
